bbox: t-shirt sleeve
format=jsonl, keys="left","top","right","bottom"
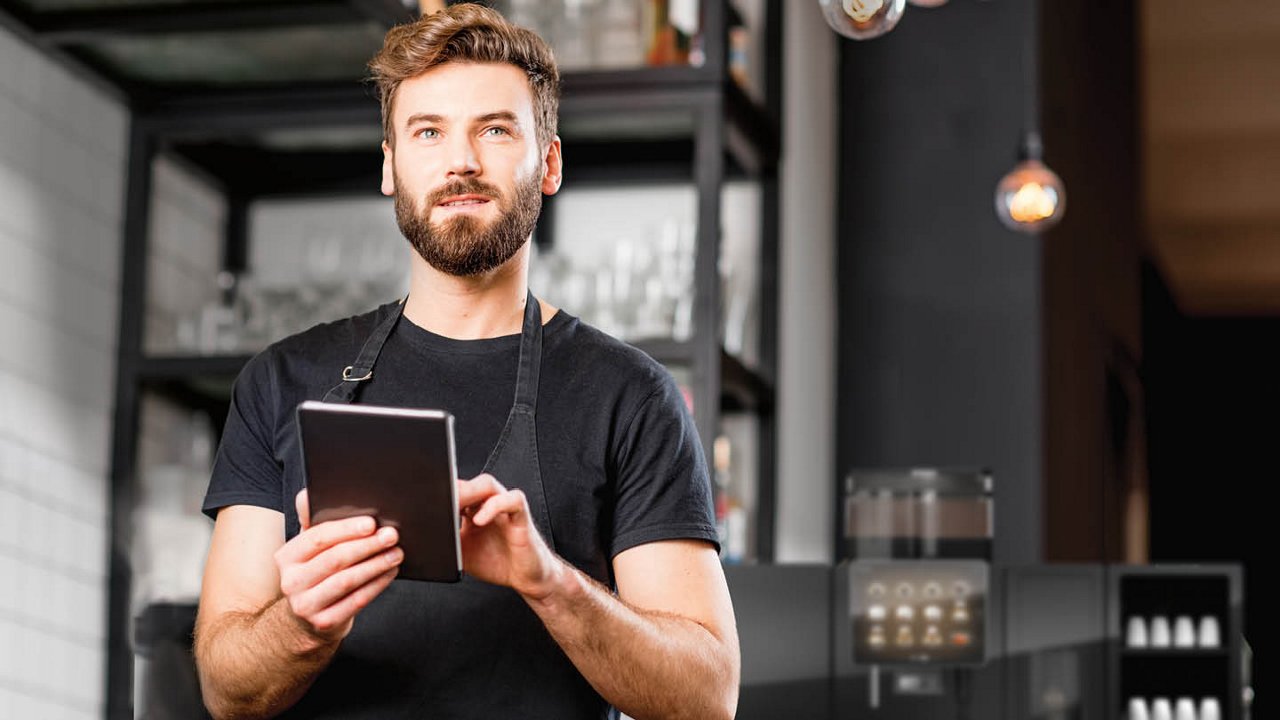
{"left": 202, "top": 349, "right": 285, "bottom": 519}
{"left": 609, "top": 372, "right": 719, "bottom": 558}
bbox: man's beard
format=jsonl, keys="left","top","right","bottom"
{"left": 394, "top": 169, "right": 543, "bottom": 277}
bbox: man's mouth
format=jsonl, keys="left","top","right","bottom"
{"left": 437, "top": 194, "right": 492, "bottom": 208}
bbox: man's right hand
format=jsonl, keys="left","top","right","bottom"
{"left": 273, "top": 489, "right": 404, "bottom": 643}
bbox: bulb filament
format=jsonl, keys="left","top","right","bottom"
{"left": 843, "top": 0, "right": 885, "bottom": 22}
{"left": 1009, "top": 182, "right": 1057, "bottom": 223}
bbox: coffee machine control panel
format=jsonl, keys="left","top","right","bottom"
{"left": 849, "top": 561, "right": 988, "bottom": 666}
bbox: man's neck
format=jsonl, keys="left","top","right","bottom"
{"left": 402, "top": 245, "right": 536, "bottom": 340}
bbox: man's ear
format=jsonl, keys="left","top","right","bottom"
{"left": 541, "top": 136, "right": 563, "bottom": 196}
{"left": 381, "top": 141, "right": 395, "bottom": 197}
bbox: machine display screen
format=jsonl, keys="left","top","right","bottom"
{"left": 849, "top": 561, "right": 989, "bottom": 666}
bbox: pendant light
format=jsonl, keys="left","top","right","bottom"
{"left": 818, "top": 0, "right": 907, "bottom": 40}
{"left": 994, "top": 0, "right": 1065, "bottom": 233}
{"left": 994, "top": 132, "right": 1065, "bottom": 232}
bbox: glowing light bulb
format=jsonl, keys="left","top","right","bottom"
{"left": 844, "top": 0, "right": 883, "bottom": 22}
{"left": 819, "top": 0, "right": 906, "bottom": 40}
{"left": 995, "top": 133, "right": 1066, "bottom": 233}
{"left": 1008, "top": 181, "right": 1056, "bottom": 222}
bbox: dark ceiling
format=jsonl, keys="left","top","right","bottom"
{"left": 0, "top": 0, "right": 422, "bottom": 192}
{"left": 1, "top": 0, "right": 411, "bottom": 93}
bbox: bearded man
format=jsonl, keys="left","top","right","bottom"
{"left": 192, "top": 5, "right": 739, "bottom": 720}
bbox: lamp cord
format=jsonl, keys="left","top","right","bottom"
{"left": 1024, "top": 0, "right": 1041, "bottom": 144}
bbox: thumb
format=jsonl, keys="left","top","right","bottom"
{"left": 296, "top": 488, "right": 312, "bottom": 530}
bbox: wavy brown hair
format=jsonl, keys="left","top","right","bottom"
{"left": 369, "top": 3, "right": 561, "bottom": 148}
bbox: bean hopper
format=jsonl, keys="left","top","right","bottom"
{"left": 842, "top": 468, "right": 994, "bottom": 669}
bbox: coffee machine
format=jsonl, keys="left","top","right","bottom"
{"left": 838, "top": 468, "right": 995, "bottom": 707}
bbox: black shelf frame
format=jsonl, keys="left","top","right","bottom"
{"left": 0, "top": 2, "right": 782, "bottom": 718}
{"left": 26, "top": 2, "right": 370, "bottom": 42}
{"left": 3, "top": 0, "right": 412, "bottom": 39}
{"left": 1119, "top": 648, "right": 1231, "bottom": 659}
{"left": 137, "top": 343, "right": 775, "bottom": 418}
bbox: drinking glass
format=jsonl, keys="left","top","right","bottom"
{"left": 1198, "top": 616, "right": 1221, "bottom": 648}
{"left": 1149, "top": 616, "right": 1171, "bottom": 648}
{"left": 1126, "top": 616, "right": 1149, "bottom": 648}
{"left": 1174, "top": 616, "right": 1196, "bottom": 648}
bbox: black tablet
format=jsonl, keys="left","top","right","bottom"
{"left": 296, "top": 400, "right": 462, "bottom": 583}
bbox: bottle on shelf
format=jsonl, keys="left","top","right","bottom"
{"left": 713, "top": 434, "right": 747, "bottom": 563}
{"left": 728, "top": 24, "right": 750, "bottom": 90}
{"left": 644, "top": 0, "right": 701, "bottom": 67}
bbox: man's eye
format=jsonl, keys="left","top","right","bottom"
{"left": 417, "top": 128, "right": 439, "bottom": 139}
{"left": 485, "top": 127, "right": 509, "bottom": 136}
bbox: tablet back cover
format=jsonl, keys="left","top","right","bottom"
{"left": 297, "top": 401, "right": 462, "bottom": 583}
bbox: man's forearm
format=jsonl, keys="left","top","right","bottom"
{"left": 525, "top": 563, "right": 739, "bottom": 720}
{"left": 194, "top": 596, "right": 339, "bottom": 720}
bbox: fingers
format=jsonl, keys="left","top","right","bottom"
{"left": 281, "top": 525, "right": 399, "bottom": 596}
{"left": 470, "top": 488, "right": 529, "bottom": 527}
{"left": 456, "top": 474, "right": 506, "bottom": 510}
{"left": 308, "top": 566, "right": 400, "bottom": 633}
{"left": 457, "top": 474, "right": 531, "bottom": 528}
{"left": 278, "top": 490, "right": 404, "bottom": 638}
{"left": 307, "top": 563, "right": 396, "bottom": 630}
{"left": 288, "top": 546, "right": 405, "bottom": 631}
{"left": 276, "top": 515, "right": 380, "bottom": 567}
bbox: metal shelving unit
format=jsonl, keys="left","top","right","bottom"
{"left": 140, "top": 340, "right": 774, "bottom": 412}
{"left": 1, "top": 1, "right": 782, "bottom": 717}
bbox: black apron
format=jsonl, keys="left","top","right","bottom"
{"left": 319, "top": 293, "right": 556, "bottom": 545}
{"left": 283, "top": 292, "right": 610, "bottom": 720}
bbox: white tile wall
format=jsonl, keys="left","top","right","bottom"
{"left": 0, "top": 22, "right": 127, "bottom": 718}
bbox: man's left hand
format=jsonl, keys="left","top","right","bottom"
{"left": 456, "top": 474, "right": 563, "bottom": 599}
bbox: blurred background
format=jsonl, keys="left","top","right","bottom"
{"left": 0, "top": 0, "right": 1268, "bottom": 718}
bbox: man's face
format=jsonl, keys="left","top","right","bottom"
{"left": 381, "top": 62, "right": 561, "bottom": 277}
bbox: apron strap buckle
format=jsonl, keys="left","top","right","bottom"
{"left": 342, "top": 365, "right": 373, "bottom": 382}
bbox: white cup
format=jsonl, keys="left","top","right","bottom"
{"left": 1174, "top": 616, "right": 1197, "bottom": 648}
{"left": 1129, "top": 697, "right": 1151, "bottom": 720}
{"left": 1149, "top": 616, "right": 1172, "bottom": 648}
{"left": 1127, "top": 616, "right": 1149, "bottom": 648}
{"left": 1198, "top": 616, "right": 1221, "bottom": 648}
{"left": 1200, "top": 697, "right": 1222, "bottom": 720}
{"left": 1175, "top": 697, "right": 1197, "bottom": 720}
{"left": 1151, "top": 697, "right": 1173, "bottom": 720}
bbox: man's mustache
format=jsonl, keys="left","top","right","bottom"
{"left": 425, "top": 180, "right": 504, "bottom": 207}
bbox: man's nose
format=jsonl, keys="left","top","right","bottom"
{"left": 445, "top": 136, "right": 481, "bottom": 178}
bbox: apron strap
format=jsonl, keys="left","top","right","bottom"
{"left": 321, "top": 298, "right": 404, "bottom": 404}
{"left": 513, "top": 290, "right": 543, "bottom": 411}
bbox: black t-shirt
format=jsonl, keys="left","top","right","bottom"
{"left": 202, "top": 303, "right": 718, "bottom": 719}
